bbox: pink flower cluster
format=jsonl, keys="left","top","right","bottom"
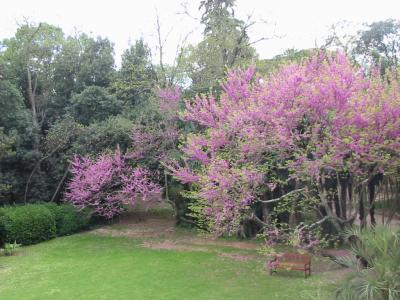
{"left": 157, "top": 86, "right": 181, "bottom": 113}
{"left": 65, "top": 149, "right": 161, "bottom": 218}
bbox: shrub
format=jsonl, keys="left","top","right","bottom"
{"left": 0, "top": 204, "right": 56, "bottom": 245}
{"left": 335, "top": 226, "right": 400, "bottom": 300}
{"left": 42, "top": 203, "right": 91, "bottom": 236}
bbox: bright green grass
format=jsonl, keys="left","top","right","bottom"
{"left": 0, "top": 234, "right": 334, "bottom": 300}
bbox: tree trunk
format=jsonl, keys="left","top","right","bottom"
{"left": 338, "top": 176, "right": 348, "bottom": 219}
{"left": 359, "top": 186, "right": 367, "bottom": 228}
{"left": 26, "top": 67, "right": 41, "bottom": 151}
{"left": 24, "top": 144, "right": 64, "bottom": 202}
{"left": 50, "top": 165, "right": 70, "bottom": 203}
{"left": 333, "top": 192, "right": 341, "bottom": 219}
{"left": 261, "top": 202, "right": 271, "bottom": 224}
{"left": 368, "top": 180, "right": 376, "bottom": 226}
{"left": 318, "top": 176, "right": 343, "bottom": 232}
{"left": 27, "top": 67, "right": 38, "bottom": 129}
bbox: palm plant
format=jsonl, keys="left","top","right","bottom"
{"left": 335, "top": 226, "right": 400, "bottom": 300}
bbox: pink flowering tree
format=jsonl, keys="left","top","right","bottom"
{"left": 130, "top": 86, "right": 182, "bottom": 164}
{"left": 269, "top": 54, "right": 400, "bottom": 230}
{"left": 170, "top": 52, "right": 400, "bottom": 235}
{"left": 65, "top": 148, "right": 161, "bottom": 218}
{"left": 168, "top": 66, "right": 288, "bottom": 235}
{"left": 127, "top": 85, "right": 188, "bottom": 221}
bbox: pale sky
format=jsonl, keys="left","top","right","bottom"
{"left": 1, "top": 0, "right": 399, "bottom": 66}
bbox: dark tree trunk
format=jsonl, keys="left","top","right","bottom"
{"left": 348, "top": 179, "right": 353, "bottom": 204}
{"left": 333, "top": 193, "right": 341, "bottom": 219}
{"left": 368, "top": 180, "right": 376, "bottom": 226}
{"left": 50, "top": 165, "right": 70, "bottom": 203}
{"left": 261, "top": 203, "right": 271, "bottom": 224}
{"left": 339, "top": 176, "right": 348, "bottom": 219}
{"left": 359, "top": 188, "right": 366, "bottom": 228}
{"left": 367, "top": 174, "right": 383, "bottom": 226}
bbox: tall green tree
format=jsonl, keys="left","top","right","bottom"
{"left": 50, "top": 34, "right": 116, "bottom": 123}
{"left": 0, "top": 71, "right": 35, "bottom": 203}
{"left": 111, "top": 39, "right": 156, "bottom": 106}
{"left": 75, "top": 34, "right": 115, "bottom": 90}
{"left": 2, "top": 22, "right": 63, "bottom": 133}
{"left": 183, "top": 0, "right": 257, "bottom": 95}
{"left": 353, "top": 19, "right": 400, "bottom": 76}
{"left": 68, "top": 86, "right": 123, "bottom": 126}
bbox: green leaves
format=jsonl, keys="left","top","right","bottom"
{"left": 68, "top": 86, "right": 123, "bottom": 126}
{"left": 336, "top": 226, "right": 400, "bottom": 300}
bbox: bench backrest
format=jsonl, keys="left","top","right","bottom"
{"left": 278, "top": 253, "right": 310, "bottom": 263}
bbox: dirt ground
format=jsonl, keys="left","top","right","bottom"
{"left": 88, "top": 210, "right": 351, "bottom": 278}
{"left": 353, "top": 209, "right": 400, "bottom": 228}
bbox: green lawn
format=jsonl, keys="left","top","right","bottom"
{"left": 0, "top": 231, "right": 335, "bottom": 299}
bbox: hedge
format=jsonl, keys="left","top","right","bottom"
{"left": 42, "top": 203, "right": 91, "bottom": 236}
{"left": 0, "top": 203, "right": 93, "bottom": 246}
{"left": 0, "top": 204, "right": 56, "bottom": 245}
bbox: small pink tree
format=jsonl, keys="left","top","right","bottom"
{"left": 65, "top": 148, "right": 161, "bottom": 218}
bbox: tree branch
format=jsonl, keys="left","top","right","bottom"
{"left": 258, "top": 188, "right": 306, "bottom": 204}
{"left": 50, "top": 163, "right": 70, "bottom": 202}
{"left": 244, "top": 212, "right": 268, "bottom": 227}
{"left": 24, "top": 143, "right": 64, "bottom": 203}
{"left": 155, "top": 12, "right": 167, "bottom": 86}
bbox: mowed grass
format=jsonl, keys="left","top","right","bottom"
{"left": 0, "top": 233, "right": 334, "bottom": 300}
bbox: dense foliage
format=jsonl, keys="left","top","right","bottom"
{"left": 42, "top": 203, "right": 92, "bottom": 236}
{"left": 0, "top": 204, "right": 56, "bottom": 245}
{"left": 0, "top": 203, "right": 93, "bottom": 245}
{"left": 335, "top": 226, "right": 400, "bottom": 300}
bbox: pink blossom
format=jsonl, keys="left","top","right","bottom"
{"left": 65, "top": 150, "right": 161, "bottom": 219}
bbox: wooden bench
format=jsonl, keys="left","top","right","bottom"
{"left": 268, "top": 253, "right": 311, "bottom": 278}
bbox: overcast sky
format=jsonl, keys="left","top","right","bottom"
{"left": 1, "top": 0, "right": 399, "bottom": 66}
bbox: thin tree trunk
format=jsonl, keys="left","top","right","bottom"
{"left": 261, "top": 203, "right": 271, "bottom": 223}
{"left": 359, "top": 185, "right": 367, "bottom": 228}
{"left": 333, "top": 192, "right": 341, "bottom": 219}
{"left": 368, "top": 180, "right": 376, "bottom": 226}
{"left": 50, "top": 164, "right": 70, "bottom": 203}
{"left": 319, "top": 176, "right": 342, "bottom": 232}
{"left": 338, "top": 175, "right": 348, "bottom": 219}
{"left": 24, "top": 144, "right": 63, "bottom": 203}
{"left": 27, "top": 67, "right": 39, "bottom": 129}
{"left": 156, "top": 13, "right": 167, "bottom": 86}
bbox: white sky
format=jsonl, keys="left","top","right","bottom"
{"left": 1, "top": 0, "right": 399, "bottom": 67}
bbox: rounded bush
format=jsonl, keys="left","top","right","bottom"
{"left": 0, "top": 204, "right": 56, "bottom": 245}
{"left": 43, "top": 203, "right": 91, "bottom": 236}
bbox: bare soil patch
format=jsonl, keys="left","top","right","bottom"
{"left": 141, "top": 240, "right": 209, "bottom": 252}
{"left": 90, "top": 212, "right": 177, "bottom": 238}
{"left": 217, "top": 252, "right": 255, "bottom": 262}
{"left": 186, "top": 237, "right": 260, "bottom": 250}
{"left": 89, "top": 211, "right": 261, "bottom": 250}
